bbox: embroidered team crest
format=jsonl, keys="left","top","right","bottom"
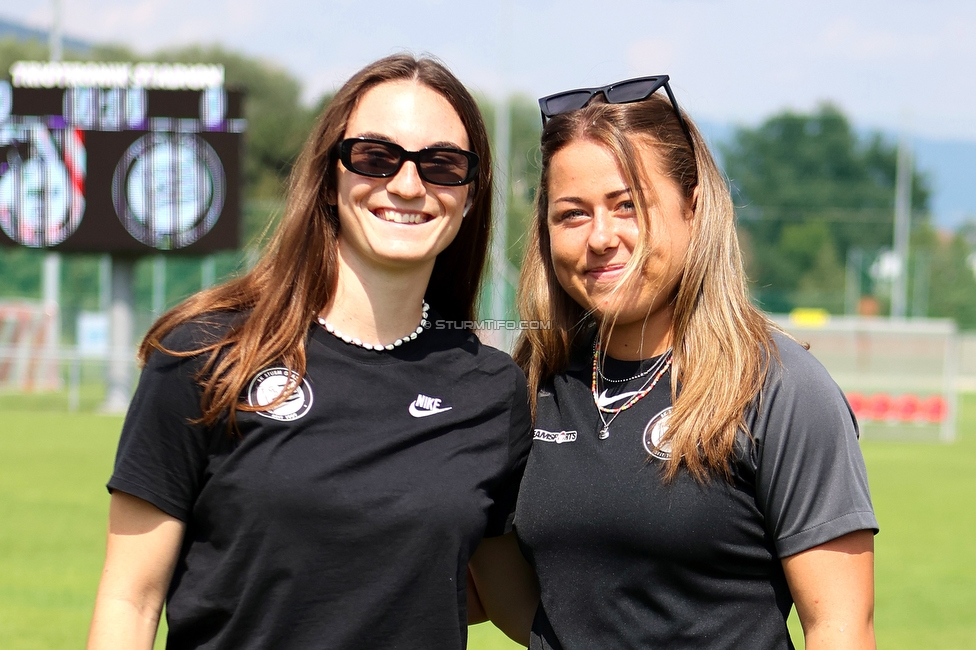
{"left": 247, "top": 367, "right": 313, "bottom": 421}
{"left": 642, "top": 407, "right": 673, "bottom": 460}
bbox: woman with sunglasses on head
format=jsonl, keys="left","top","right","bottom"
{"left": 510, "top": 76, "right": 878, "bottom": 649}
{"left": 87, "top": 54, "right": 536, "bottom": 650}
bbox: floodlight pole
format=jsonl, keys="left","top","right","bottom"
{"left": 891, "top": 127, "right": 913, "bottom": 319}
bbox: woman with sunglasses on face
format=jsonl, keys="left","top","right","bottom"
{"left": 510, "top": 77, "right": 878, "bottom": 649}
{"left": 87, "top": 54, "right": 536, "bottom": 650}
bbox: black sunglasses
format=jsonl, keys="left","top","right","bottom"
{"left": 538, "top": 75, "right": 694, "bottom": 151}
{"left": 337, "top": 138, "right": 480, "bottom": 187}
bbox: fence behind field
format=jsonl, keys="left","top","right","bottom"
{"left": 0, "top": 345, "right": 138, "bottom": 413}
{"left": 3, "top": 313, "right": 976, "bottom": 438}
{"left": 775, "top": 315, "right": 958, "bottom": 442}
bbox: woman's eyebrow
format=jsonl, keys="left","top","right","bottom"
{"left": 605, "top": 188, "right": 632, "bottom": 200}
{"left": 428, "top": 140, "right": 465, "bottom": 149}
{"left": 552, "top": 196, "right": 585, "bottom": 205}
{"left": 552, "top": 187, "right": 631, "bottom": 205}
{"left": 345, "top": 132, "right": 465, "bottom": 150}
{"left": 349, "top": 131, "right": 393, "bottom": 142}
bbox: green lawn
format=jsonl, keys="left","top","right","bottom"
{"left": 1, "top": 400, "right": 974, "bottom": 648}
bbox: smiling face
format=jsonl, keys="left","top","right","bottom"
{"left": 335, "top": 80, "right": 472, "bottom": 273}
{"left": 546, "top": 137, "right": 693, "bottom": 354}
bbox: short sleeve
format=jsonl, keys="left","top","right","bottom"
{"left": 751, "top": 335, "right": 879, "bottom": 558}
{"left": 107, "top": 325, "right": 217, "bottom": 522}
{"left": 483, "top": 364, "right": 533, "bottom": 537}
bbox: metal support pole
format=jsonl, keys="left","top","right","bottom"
{"left": 201, "top": 255, "right": 216, "bottom": 289}
{"left": 844, "top": 248, "right": 863, "bottom": 316}
{"left": 152, "top": 255, "right": 166, "bottom": 318}
{"left": 103, "top": 256, "right": 135, "bottom": 413}
{"left": 42, "top": 251, "right": 61, "bottom": 345}
{"left": 911, "top": 252, "right": 930, "bottom": 318}
{"left": 98, "top": 254, "right": 111, "bottom": 312}
{"left": 942, "top": 326, "right": 959, "bottom": 443}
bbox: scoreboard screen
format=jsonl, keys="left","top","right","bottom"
{"left": 0, "top": 62, "right": 245, "bottom": 253}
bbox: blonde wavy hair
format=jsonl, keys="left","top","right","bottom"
{"left": 513, "top": 94, "right": 778, "bottom": 481}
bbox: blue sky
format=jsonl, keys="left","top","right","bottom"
{"left": 4, "top": 0, "right": 975, "bottom": 224}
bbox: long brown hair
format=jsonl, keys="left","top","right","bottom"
{"left": 141, "top": 54, "right": 493, "bottom": 429}
{"left": 513, "top": 94, "right": 776, "bottom": 481}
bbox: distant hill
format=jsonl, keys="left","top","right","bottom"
{"left": 914, "top": 137, "right": 976, "bottom": 229}
{"left": 0, "top": 17, "right": 91, "bottom": 53}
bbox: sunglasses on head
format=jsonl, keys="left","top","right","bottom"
{"left": 337, "top": 138, "right": 480, "bottom": 187}
{"left": 538, "top": 74, "right": 694, "bottom": 150}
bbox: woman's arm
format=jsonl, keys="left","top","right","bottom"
{"left": 467, "top": 566, "right": 488, "bottom": 624}
{"left": 468, "top": 532, "right": 539, "bottom": 647}
{"left": 782, "top": 529, "right": 875, "bottom": 650}
{"left": 87, "top": 491, "right": 185, "bottom": 650}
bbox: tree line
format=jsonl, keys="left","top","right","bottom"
{"left": 1, "top": 38, "right": 975, "bottom": 333}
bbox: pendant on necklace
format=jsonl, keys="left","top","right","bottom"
{"left": 598, "top": 426, "right": 610, "bottom": 440}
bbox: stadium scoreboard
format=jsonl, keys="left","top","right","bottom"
{"left": 0, "top": 61, "right": 245, "bottom": 253}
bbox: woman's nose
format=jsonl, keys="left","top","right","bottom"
{"left": 385, "top": 161, "right": 426, "bottom": 199}
{"left": 587, "top": 211, "right": 619, "bottom": 254}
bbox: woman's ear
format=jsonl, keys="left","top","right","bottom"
{"left": 463, "top": 196, "right": 473, "bottom": 218}
{"left": 687, "top": 186, "right": 700, "bottom": 220}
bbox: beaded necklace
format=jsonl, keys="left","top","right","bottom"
{"left": 318, "top": 301, "right": 429, "bottom": 352}
{"left": 591, "top": 337, "right": 672, "bottom": 440}
{"left": 598, "top": 355, "right": 662, "bottom": 384}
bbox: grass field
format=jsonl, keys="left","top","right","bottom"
{"left": 1, "top": 397, "right": 975, "bottom": 648}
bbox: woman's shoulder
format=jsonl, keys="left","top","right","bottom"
{"left": 766, "top": 331, "right": 836, "bottom": 389}
{"left": 772, "top": 332, "right": 826, "bottom": 372}
{"left": 153, "top": 310, "right": 248, "bottom": 356}
{"left": 430, "top": 328, "right": 525, "bottom": 390}
{"left": 464, "top": 333, "right": 525, "bottom": 378}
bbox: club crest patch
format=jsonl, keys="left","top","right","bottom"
{"left": 642, "top": 407, "right": 673, "bottom": 460}
{"left": 247, "top": 367, "right": 313, "bottom": 421}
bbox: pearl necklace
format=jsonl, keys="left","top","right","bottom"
{"left": 317, "top": 301, "right": 429, "bottom": 351}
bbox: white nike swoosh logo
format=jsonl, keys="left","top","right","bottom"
{"left": 596, "top": 390, "right": 640, "bottom": 408}
{"left": 408, "top": 403, "right": 454, "bottom": 418}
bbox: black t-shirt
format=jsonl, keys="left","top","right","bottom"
{"left": 515, "top": 333, "right": 878, "bottom": 650}
{"left": 108, "top": 313, "right": 531, "bottom": 650}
